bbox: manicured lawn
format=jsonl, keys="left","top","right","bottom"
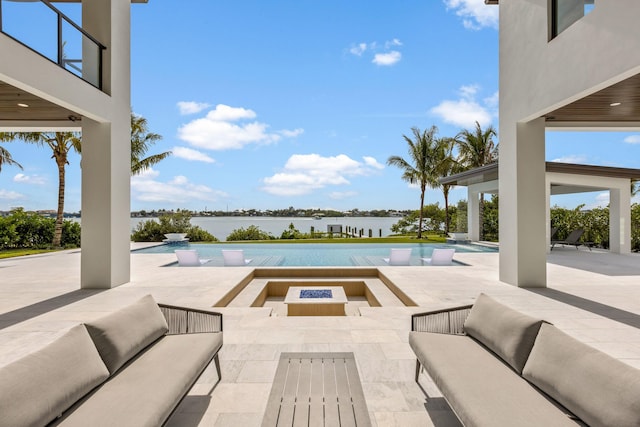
{"left": 0, "top": 249, "right": 60, "bottom": 259}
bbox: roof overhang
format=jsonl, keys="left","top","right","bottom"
{"left": 440, "top": 162, "right": 640, "bottom": 195}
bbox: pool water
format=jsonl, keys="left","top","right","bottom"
{"left": 134, "top": 242, "right": 496, "bottom": 266}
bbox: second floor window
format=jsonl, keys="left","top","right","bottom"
{"left": 551, "top": 0, "right": 595, "bottom": 39}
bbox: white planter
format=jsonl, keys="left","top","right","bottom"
{"left": 164, "top": 233, "right": 188, "bottom": 241}
{"left": 448, "top": 232, "right": 469, "bottom": 241}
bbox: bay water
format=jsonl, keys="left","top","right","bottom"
{"left": 130, "top": 216, "right": 401, "bottom": 242}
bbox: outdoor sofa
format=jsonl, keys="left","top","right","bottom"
{"left": 0, "top": 295, "right": 223, "bottom": 427}
{"left": 409, "top": 293, "right": 640, "bottom": 427}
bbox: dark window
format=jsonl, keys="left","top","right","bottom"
{"left": 551, "top": 0, "right": 595, "bottom": 39}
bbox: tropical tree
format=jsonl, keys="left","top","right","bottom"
{"left": 453, "top": 121, "right": 498, "bottom": 239}
{"left": 0, "top": 132, "right": 81, "bottom": 247}
{"left": 435, "top": 137, "right": 461, "bottom": 234}
{"left": 388, "top": 126, "right": 450, "bottom": 239}
{"left": 130, "top": 113, "right": 171, "bottom": 175}
{"left": 0, "top": 144, "right": 22, "bottom": 172}
{"left": 1, "top": 112, "right": 169, "bottom": 247}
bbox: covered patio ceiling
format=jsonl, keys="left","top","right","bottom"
{"left": 544, "top": 73, "right": 640, "bottom": 125}
{"left": 440, "top": 162, "right": 640, "bottom": 195}
{"left": 0, "top": 80, "right": 81, "bottom": 123}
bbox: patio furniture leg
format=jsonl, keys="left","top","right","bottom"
{"left": 415, "top": 359, "right": 421, "bottom": 382}
{"left": 214, "top": 354, "right": 221, "bottom": 383}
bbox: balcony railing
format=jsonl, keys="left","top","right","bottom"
{"left": 0, "top": 0, "right": 105, "bottom": 90}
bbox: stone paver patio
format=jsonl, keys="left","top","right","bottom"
{"left": 1, "top": 245, "right": 639, "bottom": 426}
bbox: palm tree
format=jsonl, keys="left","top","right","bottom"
{"left": 130, "top": 113, "right": 171, "bottom": 175}
{"left": 437, "top": 138, "right": 463, "bottom": 234}
{"left": 1, "top": 113, "right": 169, "bottom": 248}
{"left": 388, "top": 126, "right": 448, "bottom": 239}
{"left": 453, "top": 121, "right": 498, "bottom": 239}
{"left": 0, "top": 132, "right": 81, "bottom": 247}
{"left": 0, "top": 144, "right": 23, "bottom": 172}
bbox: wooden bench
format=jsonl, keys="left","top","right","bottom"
{"left": 262, "top": 352, "right": 371, "bottom": 427}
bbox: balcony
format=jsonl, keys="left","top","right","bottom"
{"left": 0, "top": 0, "right": 105, "bottom": 90}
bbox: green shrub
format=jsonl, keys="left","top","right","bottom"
{"left": 130, "top": 211, "right": 218, "bottom": 242}
{"left": 280, "top": 223, "right": 312, "bottom": 239}
{"left": 226, "top": 225, "right": 275, "bottom": 241}
{"left": 0, "top": 209, "right": 80, "bottom": 249}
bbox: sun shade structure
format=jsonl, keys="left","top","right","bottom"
{"left": 440, "top": 161, "right": 640, "bottom": 255}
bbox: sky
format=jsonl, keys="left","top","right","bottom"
{"left": 1, "top": 0, "right": 639, "bottom": 213}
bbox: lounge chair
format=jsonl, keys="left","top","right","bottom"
{"left": 222, "top": 249, "right": 252, "bottom": 266}
{"left": 550, "top": 228, "right": 590, "bottom": 250}
{"left": 383, "top": 248, "right": 412, "bottom": 265}
{"left": 175, "top": 249, "right": 211, "bottom": 266}
{"left": 422, "top": 248, "right": 456, "bottom": 265}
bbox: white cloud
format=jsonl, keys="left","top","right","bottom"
{"left": 363, "top": 156, "right": 384, "bottom": 170}
{"left": 551, "top": 155, "right": 588, "bottom": 164}
{"left": 0, "top": 189, "right": 25, "bottom": 200}
{"left": 278, "top": 128, "right": 304, "bottom": 138}
{"left": 261, "top": 154, "right": 383, "bottom": 196}
{"left": 349, "top": 39, "right": 403, "bottom": 66}
{"left": 177, "top": 101, "right": 211, "bottom": 115}
{"left": 385, "top": 38, "right": 402, "bottom": 48}
{"left": 484, "top": 91, "right": 499, "bottom": 108}
{"left": 430, "top": 84, "right": 496, "bottom": 128}
{"left": 172, "top": 146, "right": 215, "bottom": 163}
{"left": 373, "top": 51, "right": 402, "bottom": 66}
{"left": 329, "top": 191, "right": 358, "bottom": 200}
{"left": 131, "top": 168, "right": 227, "bottom": 204}
{"left": 349, "top": 43, "right": 368, "bottom": 56}
{"left": 585, "top": 192, "right": 610, "bottom": 209}
{"left": 444, "top": 0, "right": 499, "bottom": 30}
{"left": 177, "top": 104, "right": 301, "bottom": 151}
{"left": 623, "top": 135, "right": 640, "bottom": 144}
{"left": 13, "top": 173, "right": 46, "bottom": 185}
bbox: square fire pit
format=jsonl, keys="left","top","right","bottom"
{"left": 284, "top": 286, "right": 348, "bottom": 316}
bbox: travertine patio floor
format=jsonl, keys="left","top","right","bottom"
{"left": 1, "top": 245, "right": 639, "bottom": 426}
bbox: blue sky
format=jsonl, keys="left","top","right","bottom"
{"left": 1, "top": 0, "right": 639, "bottom": 213}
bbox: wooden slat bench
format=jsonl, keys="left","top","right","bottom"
{"left": 262, "top": 352, "right": 371, "bottom": 427}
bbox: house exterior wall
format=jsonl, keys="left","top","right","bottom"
{"left": 498, "top": 0, "right": 640, "bottom": 287}
{"left": 0, "top": 0, "right": 133, "bottom": 289}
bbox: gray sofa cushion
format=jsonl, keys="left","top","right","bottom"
{"left": 409, "top": 331, "right": 579, "bottom": 427}
{"left": 85, "top": 295, "right": 168, "bottom": 374}
{"left": 523, "top": 323, "right": 640, "bottom": 427}
{"left": 0, "top": 325, "right": 109, "bottom": 427}
{"left": 52, "top": 332, "right": 223, "bottom": 427}
{"left": 463, "top": 293, "right": 544, "bottom": 373}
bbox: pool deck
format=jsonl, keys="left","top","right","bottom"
{"left": 1, "top": 244, "right": 639, "bottom": 426}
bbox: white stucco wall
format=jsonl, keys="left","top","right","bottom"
{"left": 498, "top": 0, "right": 640, "bottom": 287}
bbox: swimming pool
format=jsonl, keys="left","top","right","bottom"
{"left": 134, "top": 242, "right": 497, "bottom": 266}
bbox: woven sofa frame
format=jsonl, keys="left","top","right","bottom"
{"left": 411, "top": 304, "right": 472, "bottom": 381}
{"left": 157, "top": 303, "right": 223, "bottom": 425}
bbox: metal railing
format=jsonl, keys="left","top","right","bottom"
{"left": 0, "top": 0, "right": 105, "bottom": 90}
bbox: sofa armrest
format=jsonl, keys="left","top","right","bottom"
{"left": 158, "top": 304, "right": 223, "bottom": 335}
{"left": 411, "top": 304, "right": 472, "bottom": 334}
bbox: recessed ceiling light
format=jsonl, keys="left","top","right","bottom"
{"left": 17, "top": 103, "right": 29, "bottom": 108}
{"left": 610, "top": 102, "right": 622, "bottom": 107}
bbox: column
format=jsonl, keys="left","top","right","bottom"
{"left": 499, "top": 118, "right": 547, "bottom": 287}
{"left": 80, "top": 0, "right": 131, "bottom": 288}
{"left": 467, "top": 188, "right": 480, "bottom": 241}
{"left": 609, "top": 186, "right": 631, "bottom": 254}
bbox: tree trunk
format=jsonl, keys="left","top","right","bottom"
{"left": 418, "top": 187, "right": 425, "bottom": 239}
{"left": 53, "top": 158, "right": 65, "bottom": 248}
{"left": 444, "top": 187, "right": 450, "bottom": 234}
